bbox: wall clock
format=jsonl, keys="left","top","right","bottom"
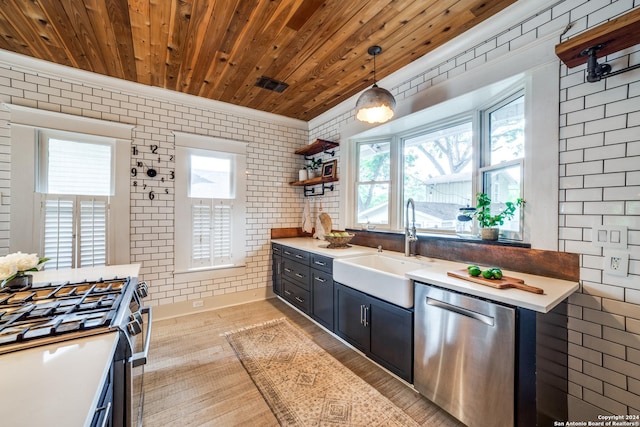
{"left": 131, "top": 144, "right": 174, "bottom": 200}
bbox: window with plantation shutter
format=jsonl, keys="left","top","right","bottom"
{"left": 174, "top": 133, "right": 246, "bottom": 274}
{"left": 37, "top": 130, "right": 114, "bottom": 269}
{"left": 8, "top": 107, "right": 131, "bottom": 267}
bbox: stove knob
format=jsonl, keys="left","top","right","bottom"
{"left": 127, "top": 319, "right": 142, "bottom": 336}
{"left": 137, "top": 281, "right": 149, "bottom": 298}
{"left": 130, "top": 312, "right": 143, "bottom": 324}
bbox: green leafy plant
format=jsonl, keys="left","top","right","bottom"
{"left": 306, "top": 158, "right": 323, "bottom": 171}
{"left": 472, "top": 192, "right": 524, "bottom": 228}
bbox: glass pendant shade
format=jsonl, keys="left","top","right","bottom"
{"left": 355, "top": 84, "right": 396, "bottom": 123}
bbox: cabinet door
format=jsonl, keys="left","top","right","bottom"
{"left": 272, "top": 253, "right": 282, "bottom": 296}
{"left": 335, "top": 283, "right": 369, "bottom": 352}
{"left": 272, "top": 244, "right": 283, "bottom": 296}
{"left": 311, "top": 269, "right": 334, "bottom": 331}
{"left": 369, "top": 297, "right": 413, "bottom": 382}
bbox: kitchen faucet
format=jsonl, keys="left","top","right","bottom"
{"left": 405, "top": 198, "right": 417, "bottom": 256}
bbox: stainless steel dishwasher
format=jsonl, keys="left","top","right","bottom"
{"left": 414, "top": 283, "right": 516, "bottom": 427}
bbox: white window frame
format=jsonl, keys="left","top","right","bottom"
{"left": 7, "top": 105, "right": 132, "bottom": 264}
{"left": 174, "top": 132, "right": 247, "bottom": 279}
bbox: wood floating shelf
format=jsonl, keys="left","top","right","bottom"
{"left": 555, "top": 8, "right": 640, "bottom": 68}
{"left": 294, "top": 139, "right": 339, "bottom": 158}
{"left": 289, "top": 176, "right": 338, "bottom": 187}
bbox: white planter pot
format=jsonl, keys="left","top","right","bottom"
{"left": 298, "top": 169, "right": 308, "bottom": 181}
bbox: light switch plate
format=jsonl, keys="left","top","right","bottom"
{"left": 592, "top": 225, "right": 628, "bottom": 249}
{"left": 603, "top": 250, "right": 629, "bottom": 277}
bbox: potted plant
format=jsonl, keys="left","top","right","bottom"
{"left": 0, "top": 252, "right": 49, "bottom": 289}
{"left": 306, "top": 158, "right": 323, "bottom": 178}
{"left": 471, "top": 192, "right": 524, "bottom": 240}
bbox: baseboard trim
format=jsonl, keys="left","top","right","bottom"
{"left": 152, "top": 288, "right": 276, "bottom": 321}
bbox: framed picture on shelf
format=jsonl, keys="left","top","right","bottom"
{"left": 321, "top": 160, "right": 337, "bottom": 179}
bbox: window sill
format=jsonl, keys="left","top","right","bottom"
{"left": 174, "top": 264, "right": 247, "bottom": 283}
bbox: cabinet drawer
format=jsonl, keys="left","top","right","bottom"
{"left": 283, "top": 259, "right": 310, "bottom": 290}
{"left": 283, "top": 279, "right": 310, "bottom": 313}
{"left": 310, "top": 253, "right": 333, "bottom": 273}
{"left": 311, "top": 269, "right": 332, "bottom": 287}
{"left": 272, "top": 243, "right": 283, "bottom": 255}
{"left": 281, "top": 246, "right": 310, "bottom": 264}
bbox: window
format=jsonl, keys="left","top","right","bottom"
{"left": 356, "top": 141, "right": 391, "bottom": 225}
{"left": 352, "top": 89, "right": 525, "bottom": 240}
{"left": 480, "top": 92, "right": 525, "bottom": 240}
{"left": 174, "top": 133, "right": 246, "bottom": 274}
{"left": 38, "top": 131, "right": 114, "bottom": 269}
{"left": 8, "top": 105, "right": 132, "bottom": 266}
{"left": 403, "top": 120, "right": 473, "bottom": 230}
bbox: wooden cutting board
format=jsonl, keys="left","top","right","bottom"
{"left": 447, "top": 269, "right": 544, "bottom": 294}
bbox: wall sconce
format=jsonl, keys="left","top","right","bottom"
{"left": 355, "top": 46, "right": 396, "bottom": 124}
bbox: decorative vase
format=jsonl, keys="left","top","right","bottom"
{"left": 298, "top": 169, "right": 308, "bottom": 181}
{"left": 4, "top": 272, "right": 33, "bottom": 289}
{"left": 480, "top": 227, "right": 499, "bottom": 241}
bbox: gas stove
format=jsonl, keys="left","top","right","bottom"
{"left": 0, "top": 277, "right": 144, "bottom": 355}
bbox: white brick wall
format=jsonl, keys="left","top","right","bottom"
{"left": 0, "top": 61, "right": 308, "bottom": 307}
{"left": 309, "top": 0, "right": 640, "bottom": 419}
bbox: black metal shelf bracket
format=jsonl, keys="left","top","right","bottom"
{"left": 304, "top": 183, "right": 334, "bottom": 197}
{"left": 303, "top": 144, "right": 336, "bottom": 160}
{"left": 581, "top": 43, "right": 640, "bottom": 82}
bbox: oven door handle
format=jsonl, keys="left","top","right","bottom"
{"left": 130, "top": 306, "right": 152, "bottom": 368}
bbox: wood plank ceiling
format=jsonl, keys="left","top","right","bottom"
{"left": 0, "top": 0, "right": 515, "bottom": 121}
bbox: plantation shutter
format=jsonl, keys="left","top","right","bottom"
{"left": 212, "top": 203, "right": 232, "bottom": 263}
{"left": 43, "top": 197, "right": 74, "bottom": 270}
{"left": 192, "top": 202, "right": 212, "bottom": 266}
{"left": 191, "top": 200, "right": 233, "bottom": 267}
{"left": 79, "top": 199, "right": 108, "bottom": 267}
{"left": 41, "top": 196, "right": 108, "bottom": 269}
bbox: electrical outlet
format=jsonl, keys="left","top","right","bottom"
{"left": 603, "top": 250, "right": 629, "bottom": 277}
{"left": 193, "top": 300, "right": 204, "bottom": 308}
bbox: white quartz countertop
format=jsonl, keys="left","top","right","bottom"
{"left": 31, "top": 263, "right": 141, "bottom": 283}
{"left": 272, "top": 238, "right": 578, "bottom": 313}
{"left": 272, "top": 237, "right": 378, "bottom": 258}
{"left": 0, "top": 332, "right": 119, "bottom": 427}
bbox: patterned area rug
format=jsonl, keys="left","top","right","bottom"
{"left": 224, "top": 318, "right": 420, "bottom": 426}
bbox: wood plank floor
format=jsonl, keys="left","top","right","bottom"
{"left": 143, "top": 297, "right": 464, "bottom": 426}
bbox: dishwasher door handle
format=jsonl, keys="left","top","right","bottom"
{"left": 426, "top": 297, "right": 494, "bottom": 326}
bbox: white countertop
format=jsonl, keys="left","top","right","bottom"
{"left": 272, "top": 238, "right": 578, "bottom": 313}
{"left": 272, "top": 237, "right": 378, "bottom": 258}
{"left": 31, "top": 263, "right": 141, "bottom": 283}
{"left": 0, "top": 332, "right": 119, "bottom": 427}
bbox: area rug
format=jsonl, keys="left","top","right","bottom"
{"left": 223, "top": 318, "right": 420, "bottom": 426}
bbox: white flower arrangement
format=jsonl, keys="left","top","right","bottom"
{"left": 0, "top": 252, "right": 49, "bottom": 287}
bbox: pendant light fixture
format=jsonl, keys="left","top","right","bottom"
{"left": 355, "top": 45, "right": 396, "bottom": 124}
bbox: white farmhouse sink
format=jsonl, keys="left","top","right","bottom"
{"left": 333, "top": 254, "right": 431, "bottom": 308}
